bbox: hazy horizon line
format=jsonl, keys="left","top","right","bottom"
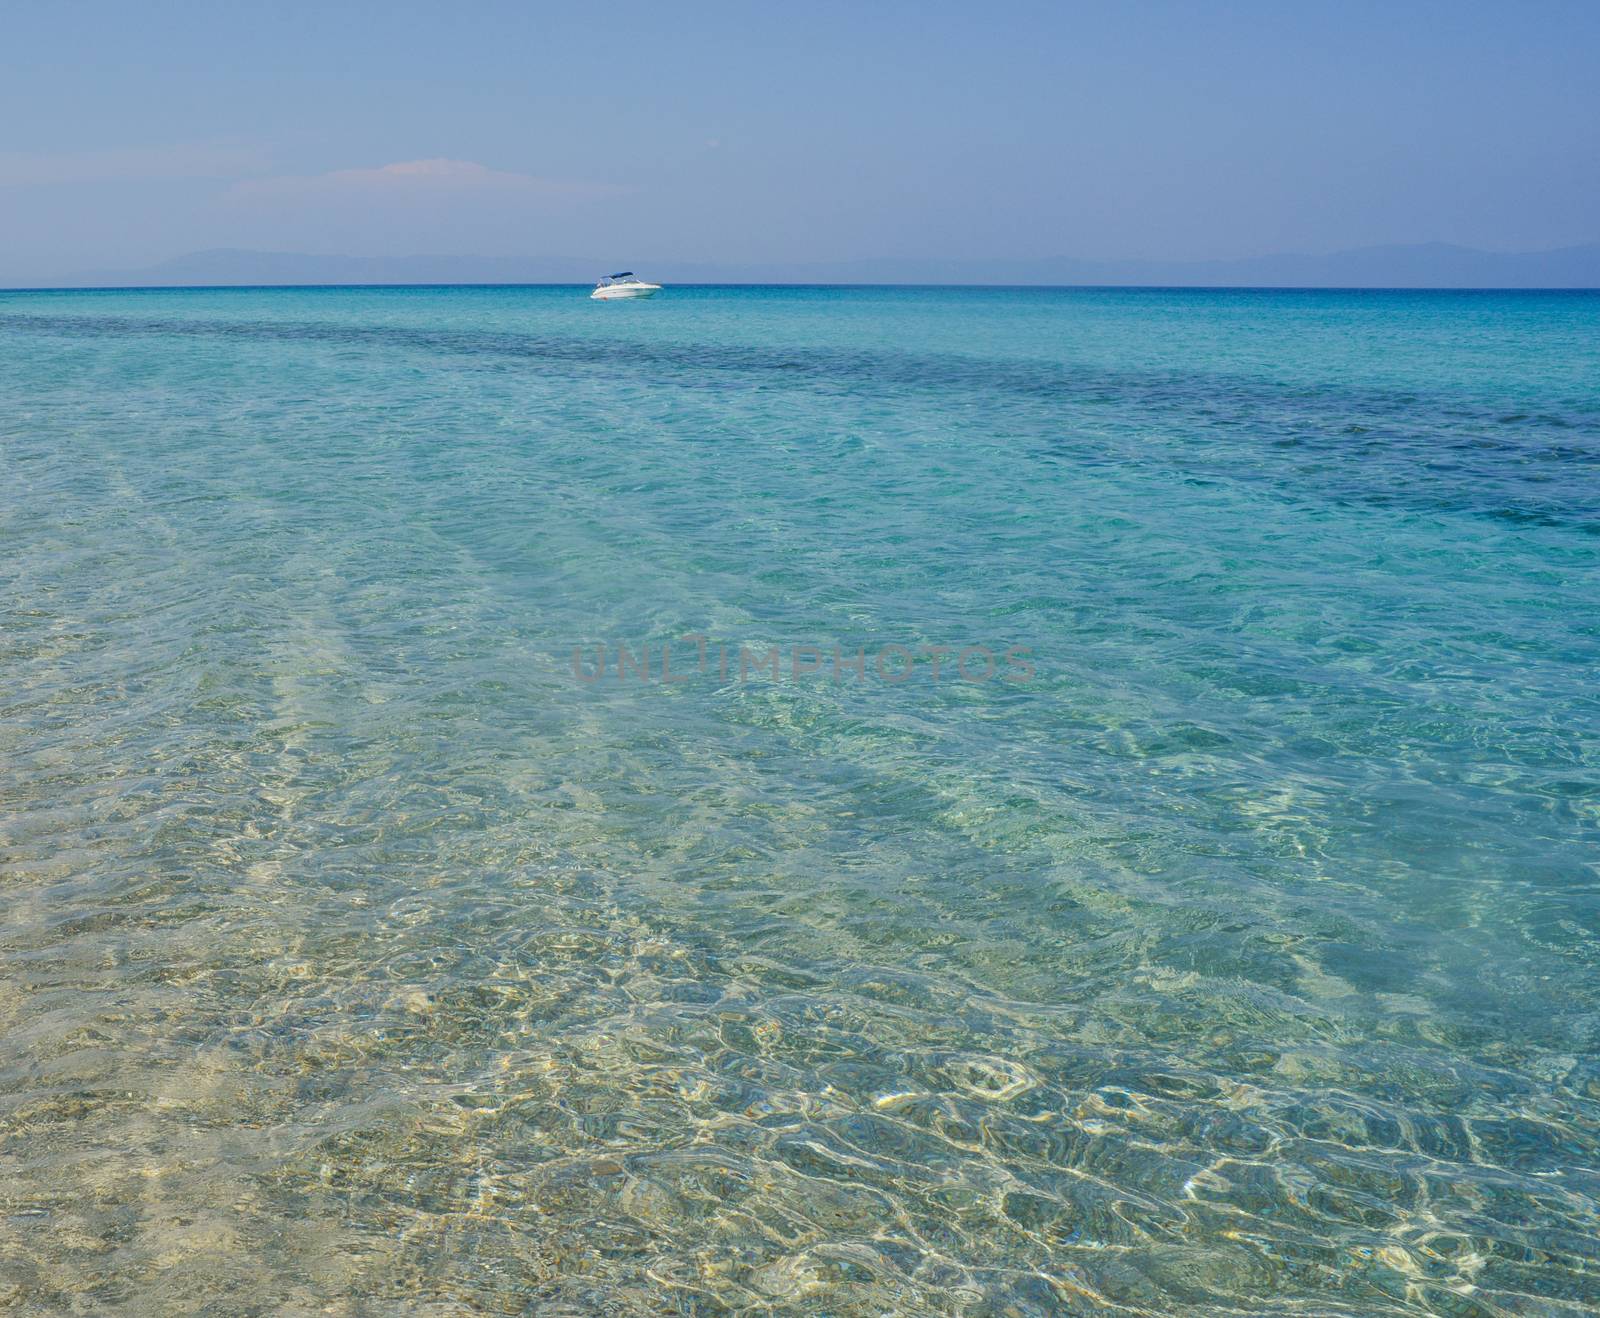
{"left": 9, "top": 281, "right": 1600, "bottom": 294}
{"left": 5, "top": 238, "right": 1599, "bottom": 292}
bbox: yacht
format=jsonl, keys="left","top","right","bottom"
{"left": 591, "top": 272, "right": 661, "bottom": 300}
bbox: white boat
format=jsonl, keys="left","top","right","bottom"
{"left": 591, "top": 272, "right": 661, "bottom": 300}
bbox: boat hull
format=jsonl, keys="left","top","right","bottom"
{"left": 591, "top": 284, "right": 661, "bottom": 300}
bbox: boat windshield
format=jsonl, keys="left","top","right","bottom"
{"left": 597, "top": 271, "right": 637, "bottom": 286}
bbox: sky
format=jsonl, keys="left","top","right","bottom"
{"left": 2, "top": 0, "right": 1597, "bottom": 278}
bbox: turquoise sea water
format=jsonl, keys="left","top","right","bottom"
{"left": 1, "top": 285, "right": 1597, "bottom": 1315}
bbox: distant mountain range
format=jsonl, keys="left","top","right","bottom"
{"left": 12, "top": 241, "right": 1600, "bottom": 289}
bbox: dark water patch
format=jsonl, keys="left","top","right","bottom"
{"left": 4, "top": 310, "right": 1598, "bottom": 537}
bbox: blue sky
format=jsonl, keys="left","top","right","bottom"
{"left": 3, "top": 0, "right": 1596, "bottom": 276}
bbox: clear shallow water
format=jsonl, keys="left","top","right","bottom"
{"left": 1, "top": 285, "right": 1597, "bottom": 1315}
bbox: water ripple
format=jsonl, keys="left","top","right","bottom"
{"left": 2, "top": 286, "right": 1598, "bottom": 1314}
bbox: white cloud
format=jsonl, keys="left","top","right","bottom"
{"left": 0, "top": 143, "right": 268, "bottom": 187}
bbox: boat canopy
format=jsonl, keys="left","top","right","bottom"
{"left": 608, "top": 271, "right": 634, "bottom": 279}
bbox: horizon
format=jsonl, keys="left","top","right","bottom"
{"left": 4, "top": 1, "right": 1598, "bottom": 283}
{"left": 7, "top": 237, "right": 1600, "bottom": 292}
{"left": 11, "top": 281, "right": 1600, "bottom": 293}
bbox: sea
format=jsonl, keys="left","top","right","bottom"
{"left": 1, "top": 284, "right": 1597, "bottom": 1315}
